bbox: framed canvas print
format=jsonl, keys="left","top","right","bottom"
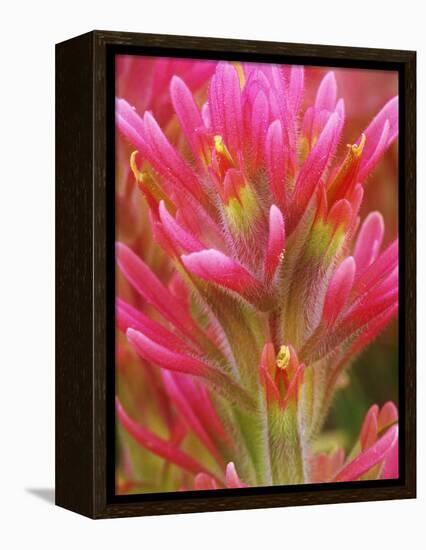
{"left": 55, "top": 30, "right": 416, "bottom": 519}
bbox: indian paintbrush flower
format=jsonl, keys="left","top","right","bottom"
{"left": 115, "top": 61, "right": 399, "bottom": 492}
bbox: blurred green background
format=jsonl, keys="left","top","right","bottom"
{"left": 324, "top": 321, "right": 398, "bottom": 451}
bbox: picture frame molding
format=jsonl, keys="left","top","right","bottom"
{"left": 55, "top": 30, "right": 416, "bottom": 519}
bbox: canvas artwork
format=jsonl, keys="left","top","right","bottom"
{"left": 114, "top": 56, "right": 399, "bottom": 495}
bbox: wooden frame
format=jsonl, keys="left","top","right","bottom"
{"left": 56, "top": 30, "right": 416, "bottom": 519}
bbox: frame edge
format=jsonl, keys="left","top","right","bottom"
{"left": 55, "top": 31, "right": 96, "bottom": 518}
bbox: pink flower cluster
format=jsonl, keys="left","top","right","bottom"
{"left": 115, "top": 58, "right": 398, "bottom": 492}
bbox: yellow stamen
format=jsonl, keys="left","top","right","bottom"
{"left": 347, "top": 133, "right": 366, "bottom": 158}
{"left": 277, "top": 345, "right": 291, "bottom": 370}
{"left": 129, "top": 151, "right": 175, "bottom": 213}
{"left": 130, "top": 150, "right": 144, "bottom": 182}
{"left": 232, "top": 62, "right": 246, "bottom": 88}
{"left": 327, "top": 133, "right": 367, "bottom": 204}
{"left": 214, "top": 135, "right": 233, "bottom": 164}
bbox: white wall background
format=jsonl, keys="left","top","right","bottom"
{"left": 0, "top": 1, "right": 424, "bottom": 547}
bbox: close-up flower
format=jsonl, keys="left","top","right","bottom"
{"left": 114, "top": 57, "right": 398, "bottom": 493}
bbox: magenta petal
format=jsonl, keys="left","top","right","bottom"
{"left": 249, "top": 90, "right": 269, "bottom": 167}
{"left": 359, "top": 120, "right": 390, "bottom": 181}
{"left": 334, "top": 425, "right": 398, "bottom": 482}
{"left": 117, "top": 101, "right": 205, "bottom": 206}
{"left": 196, "top": 385, "right": 230, "bottom": 442}
{"left": 201, "top": 102, "right": 211, "bottom": 128}
{"left": 116, "top": 98, "right": 144, "bottom": 134}
{"left": 380, "top": 434, "right": 399, "bottom": 480}
{"left": 342, "top": 287, "right": 398, "bottom": 333}
{"left": 194, "top": 473, "right": 218, "bottom": 490}
{"left": 170, "top": 75, "right": 205, "bottom": 159}
{"left": 266, "top": 66, "right": 296, "bottom": 158}
{"left": 241, "top": 72, "right": 270, "bottom": 159}
{"left": 281, "top": 363, "right": 304, "bottom": 409}
{"left": 346, "top": 267, "right": 398, "bottom": 333}
{"left": 287, "top": 66, "right": 304, "bottom": 117}
{"left": 182, "top": 249, "right": 260, "bottom": 294}
{"left": 116, "top": 398, "right": 216, "bottom": 478}
{"left": 158, "top": 201, "right": 205, "bottom": 253}
{"left": 176, "top": 376, "right": 228, "bottom": 443}
{"left": 352, "top": 239, "right": 399, "bottom": 298}
{"left": 292, "top": 111, "right": 342, "bottom": 223}
{"left": 175, "top": 60, "right": 217, "bottom": 95}
{"left": 116, "top": 298, "right": 194, "bottom": 353}
{"left": 127, "top": 328, "right": 253, "bottom": 410}
{"left": 347, "top": 183, "right": 364, "bottom": 222}
{"left": 334, "top": 98, "right": 346, "bottom": 145}
{"left": 264, "top": 205, "right": 286, "bottom": 281}
{"left": 363, "top": 96, "right": 398, "bottom": 153}
{"left": 344, "top": 303, "right": 398, "bottom": 362}
{"left": 127, "top": 328, "right": 210, "bottom": 378}
{"left": 378, "top": 401, "right": 399, "bottom": 431}
{"left": 225, "top": 462, "right": 247, "bottom": 488}
{"left": 116, "top": 242, "right": 197, "bottom": 341}
{"left": 142, "top": 111, "right": 204, "bottom": 202}
{"left": 208, "top": 62, "right": 243, "bottom": 157}
{"left": 265, "top": 120, "right": 288, "bottom": 208}
{"left": 326, "top": 198, "right": 353, "bottom": 232}
{"left": 268, "top": 67, "right": 290, "bottom": 123}
{"left": 376, "top": 265, "right": 399, "bottom": 296}
{"left": 162, "top": 371, "right": 223, "bottom": 465}
{"left": 359, "top": 96, "right": 398, "bottom": 179}
{"left": 359, "top": 404, "right": 379, "bottom": 450}
{"left": 116, "top": 98, "right": 147, "bottom": 153}
{"left": 174, "top": 192, "right": 222, "bottom": 245}
{"left": 322, "top": 257, "right": 356, "bottom": 327}
{"left": 315, "top": 71, "right": 337, "bottom": 112}
{"left": 302, "top": 104, "right": 314, "bottom": 135}
{"left": 353, "top": 212, "right": 385, "bottom": 274}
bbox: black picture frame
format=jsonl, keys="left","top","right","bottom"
{"left": 56, "top": 30, "right": 416, "bottom": 519}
